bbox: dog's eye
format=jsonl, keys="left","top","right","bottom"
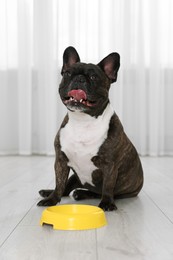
{"left": 90, "top": 75, "right": 97, "bottom": 80}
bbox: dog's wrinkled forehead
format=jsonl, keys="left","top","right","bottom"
{"left": 66, "top": 62, "right": 105, "bottom": 78}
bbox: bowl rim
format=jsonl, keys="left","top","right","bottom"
{"left": 40, "top": 204, "right": 107, "bottom": 230}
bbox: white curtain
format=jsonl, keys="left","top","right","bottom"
{"left": 0, "top": 0, "right": 173, "bottom": 156}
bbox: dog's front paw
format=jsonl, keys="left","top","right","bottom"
{"left": 39, "top": 189, "right": 54, "bottom": 198}
{"left": 37, "top": 192, "right": 60, "bottom": 207}
{"left": 37, "top": 197, "right": 57, "bottom": 206}
{"left": 99, "top": 198, "right": 117, "bottom": 211}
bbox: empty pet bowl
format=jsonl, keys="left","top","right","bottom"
{"left": 40, "top": 204, "right": 107, "bottom": 230}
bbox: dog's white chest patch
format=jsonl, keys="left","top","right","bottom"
{"left": 60, "top": 104, "right": 114, "bottom": 185}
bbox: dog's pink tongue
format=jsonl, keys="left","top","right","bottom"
{"left": 68, "top": 89, "right": 87, "bottom": 100}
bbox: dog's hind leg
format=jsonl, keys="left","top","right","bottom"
{"left": 39, "top": 174, "right": 82, "bottom": 198}
{"left": 63, "top": 174, "right": 83, "bottom": 196}
{"left": 73, "top": 189, "right": 101, "bottom": 201}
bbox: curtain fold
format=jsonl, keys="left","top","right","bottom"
{"left": 0, "top": 0, "right": 173, "bottom": 155}
{"left": 17, "top": 0, "right": 33, "bottom": 154}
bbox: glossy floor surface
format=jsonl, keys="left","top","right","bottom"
{"left": 0, "top": 156, "right": 173, "bottom": 260}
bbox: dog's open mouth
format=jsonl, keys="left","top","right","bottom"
{"left": 63, "top": 89, "right": 97, "bottom": 107}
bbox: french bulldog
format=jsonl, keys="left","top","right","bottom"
{"left": 37, "top": 46, "right": 143, "bottom": 211}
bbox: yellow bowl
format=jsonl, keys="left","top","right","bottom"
{"left": 40, "top": 204, "right": 107, "bottom": 230}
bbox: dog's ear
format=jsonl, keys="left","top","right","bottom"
{"left": 98, "top": 53, "right": 120, "bottom": 83}
{"left": 61, "top": 46, "right": 80, "bottom": 75}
